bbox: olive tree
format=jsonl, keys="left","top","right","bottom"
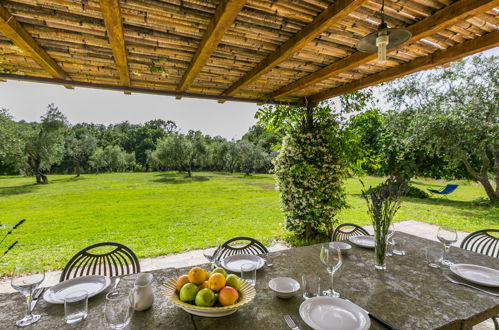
{"left": 150, "top": 131, "right": 207, "bottom": 177}
{"left": 23, "top": 104, "right": 68, "bottom": 184}
{"left": 386, "top": 55, "right": 498, "bottom": 201}
{"left": 65, "top": 125, "right": 97, "bottom": 176}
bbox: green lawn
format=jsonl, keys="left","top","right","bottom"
{"left": 0, "top": 172, "right": 497, "bottom": 274}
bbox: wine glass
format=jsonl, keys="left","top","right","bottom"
{"left": 11, "top": 262, "right": 45, "bottom": 327}
{"left": 386, "top": 224, "right": 396, "bottom": 257}
{"left": 437, "top": 227, "right": 458, "bottom": 266}
{"left": 202, "top": 240, "right": 220, "bottom": 270}
{"left": 319, "top": 244, "right": 342, "bottom": 297}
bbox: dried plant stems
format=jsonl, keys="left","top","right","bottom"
{"left": 0, "top": 219, "right": 25, "bottom": 259}
{"left": 361, "top": 178, "right": 407, "bottom": 269}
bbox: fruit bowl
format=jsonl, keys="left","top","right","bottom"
{"left": 162, "top": 277, "right": 256, "bottom": 317}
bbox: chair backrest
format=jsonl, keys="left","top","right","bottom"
{"left": 332, "top": 223, "right": 369, "bottom": 241}
{"left": 60, "top": 242, "right": 140, "bottom": 282}
{"left": 213, "top": 236, "right": 268, "bottom": 262}
{"left": 441, "top": 184, "right": 458, "bottom": 194}
{"left": 460, "top": 229, "right": 499, "bottom": 258}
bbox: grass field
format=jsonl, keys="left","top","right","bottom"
{"left": 0, "top": 172, "right": 497, "bottom": 274}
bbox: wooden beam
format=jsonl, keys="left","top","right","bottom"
{"left": 99, "top": 0, "right": 130, "bottom": 87}
{"left": 308, "top": 30, "right": 499, "bottom": 102}
{"left": 0, "top": 73, "right": 304, "bottom": 105}
{"left": 271, "top": 0, "right": 499, "bottom": 100}
{"left": 221, "top": 0, "right": 367, "bottom": 97}
{"left": 0, "top": 4, "right": 67, "bottom": 80}
{"left": 178, "top": 0, "right": 246, "bottom": 92}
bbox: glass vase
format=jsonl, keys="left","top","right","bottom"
{"left": 374, "top": 231, "right": 387, "bottom": 270}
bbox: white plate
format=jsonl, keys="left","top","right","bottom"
{"left": 299, "top": 296, "right": 370, "bottom": 330}
{"left": 330, "top": 242, "right": 352, "bottom": 252}
{"left": 220, "top": 254, "right": 265, "bottom": 273}
{"left": 450, "top": 264, "right": 499, "bottom": 288}
{"left": 43, "top": 275, "right": 111, "bottom": 304}
{"left": 349, "top": 236, "right": 375, "bottom": 249}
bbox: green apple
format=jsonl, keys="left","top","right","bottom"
{"left": 225, "top": 274, "right": 241, "bottom": 291}
{"left": 195, "top": 288, "right": 216, "bottom": 307}
{"left": 179, "top": 283, "right": 199, "bottom": 302}
{"left": 211, "top": 267, "right": 227, "bottom": 278}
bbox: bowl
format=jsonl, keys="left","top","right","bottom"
{"left": 162, "top": 277, "right": 256, "bottom": 317}
{"left": 268, "top": 277, "right": 300, "bottom": 299}
{"left": 329, "top": 241, "right": 352, "bottom": 253}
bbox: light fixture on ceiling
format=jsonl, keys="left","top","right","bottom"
{"left": 356, "top": 0, "right": 411, "bottom": 64}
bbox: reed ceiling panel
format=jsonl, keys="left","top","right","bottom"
{"left": 0, "top": 0, "right": 496, "bottom": 103}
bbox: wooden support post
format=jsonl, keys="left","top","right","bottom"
{"left": 306, "top": 100, "right": 316, "bottom": 132}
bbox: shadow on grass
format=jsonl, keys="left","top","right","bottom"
{"left": 411, "top": 180, "right": 445, "bottom": 188}
{"left": 0, "top": 184, "right": 38, "bottom": 197}
{"left": 351, "top": 192, "right": 496, "bottom": 210}
{"left": 232, "top": 173, "right": 270, "bottom": 180}
{"left": 51, "top": 176, "right": 87, "bottom": 183}
{"left": 153, "top": 173, "right": 210, "bottom": 184}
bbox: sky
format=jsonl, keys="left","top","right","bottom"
{"left": 0, "top": 81, "right": 260, "bottom": 140}
{"left": 1, "top": 48, "right": 496, "bottom": 139}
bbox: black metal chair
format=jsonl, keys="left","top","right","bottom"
{"left": 460, "top": 229, "right": 499, "bottom": 258}
{"left": 332, "top": 223, "right": 369, "bottom": 241}
{"left": 460, "top": 229, "right": 499, "bottom": 330}
{"left": 213, "top": 236, "right": 268, "bottom": 263}
{"left": 60, "top": 242, "right": 140, "bottom": 282}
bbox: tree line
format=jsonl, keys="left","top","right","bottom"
{"left": 0, "top": 55, "right": 496, "bottom": 201}
{"left": 0, "top": 107, "right": 283, "bottom": 182}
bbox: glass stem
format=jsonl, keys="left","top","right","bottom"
{"left": 329, "top": 271, "right": 334, "bottom": 293}
{"left": 25, "top": 294, "right": 32, "bottom": 318}
{"left": 443, "top": 244, "right": 450, "bottom": 259}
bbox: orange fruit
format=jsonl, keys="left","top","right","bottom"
{"left": 218, "top": 286, "right": 239, "bottom": 306}
{"left": 208, "top": 273, "right": 226, "bottom": 291}
{"left": 199, "top": 281, "right": 209, "bottom": 290}
{"left": 188, "top": 267, "right": 208, "bottom": 285}
{"left": 175, "top": 275, "right": 190, "bottom": 292}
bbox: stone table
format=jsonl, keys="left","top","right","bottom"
{"left": 0, "top": 232, "right": 498, "bottom": 329}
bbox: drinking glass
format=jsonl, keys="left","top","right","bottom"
{"left": 11, "top": 262, "right": 45, "bottom": 327}
{"left": 319, "top": 244, "right": 342, "bottom": 297}
{"left": 301, "top": 274, "right": 320, "bottom": 300}
{"left": 105, "top": 289, "right": 134, "bottom": 329}
{"left": 437, "top": 227, "right": 458, "bottom": 266}
{"left": 240, "top": 263, "right": 257, "bottom": 287}
{"left": 392, "top": 237, "right": 406, "bottom": 256}
{"left": 64, "top": 290, "right": 88, "bottom": 324}
{"left": 424, "top": 247, "right": 443, "bottom": 268}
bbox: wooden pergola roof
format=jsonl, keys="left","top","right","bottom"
{"left": 0, "top": 0, "right": 498, "bottom": 104}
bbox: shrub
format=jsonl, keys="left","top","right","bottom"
{"left": 273, "top": 128, "right": 348, "bottom": 240}
{"left": 404, "top": 185, "right": 429, "bottom": 199}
